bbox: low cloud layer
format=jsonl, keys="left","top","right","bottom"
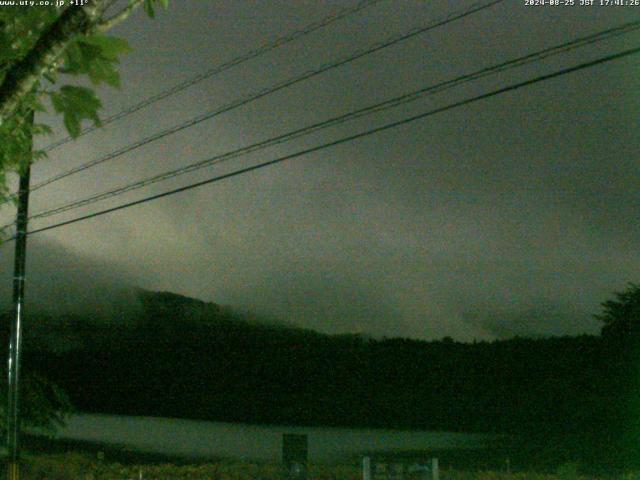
{"left": 0, "top": 237, "right": 139, "bottom": 319}
{"left": 0, "top": 2, "right": 636, "bottom": 340}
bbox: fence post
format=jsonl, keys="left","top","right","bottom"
{"left": 362, "top": 456, "right": 371, "bottom": 480}
{"left": 431, "top": 458, "right": 439, "bottom": 480}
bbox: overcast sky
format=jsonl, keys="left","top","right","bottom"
{"left": 0, "top": 0, "right": 638, "bottom": 340}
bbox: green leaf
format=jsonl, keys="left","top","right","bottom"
{"left": 0, "top": 112, "right": 35, "bottom": 177}
{"left": 43, "top": 71, "right": 57, "bottom": 84}
{"left": 32, "top": 97, "right": 47, "bottom": 113}
{"left": 89, "top": 58, "right": 121, "bottom": 87}
{"left": 50, "top": 86, "right": 102, "bottom": 138}
{"left": 62, "top": 41, "right": 87, "bottom": 75}
{"left": 32, "top": 123, "right": 53, "bottom": 136}
{"left": 144, "top": 0, "right": 156, "bottom": 18}
{"left": 32, "top": 149, "right": 48, "bottom": 162}
{"left": 62, "top": 35, "right": 130, "bottom": 87}
{"left": 81, "top": 35, "right": 131, "bottom": 61}
{"left": 142, "top": 0, "right": 169, "bottom": 17}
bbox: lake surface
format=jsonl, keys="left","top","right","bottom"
{"left": 54, "top": 414, "right": 494, "bottom": 462}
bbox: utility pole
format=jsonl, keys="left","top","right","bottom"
{"left": 6, "top": 111, "right": 33, "bottom": 480}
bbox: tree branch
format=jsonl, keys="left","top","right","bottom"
{"left": 0, "top": 0, "right": 112, "bottom": 126}
{"left": 96, "top": 0, "right": 145, "bottom": 33}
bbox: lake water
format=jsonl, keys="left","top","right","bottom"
{"left": 54, "top": 414, "right": 494, "bottom": 462}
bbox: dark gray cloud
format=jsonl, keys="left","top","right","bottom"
{"left": 0, "top": 1, "right": 637, "bottom": 340}
{"left": 0, "top": 238, "right": 139, "bottom": 320}
{"left": 463, "top": 303, "right": 596, "bottom": 339}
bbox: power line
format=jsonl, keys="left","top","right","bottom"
{"left": 6, "top": 44, "right": 636, "bottom": 242}
{"left": 27, "top": 0, "right": 504, "bottom": 195}
{"left": 41, "top": 0, "right": 385, "bottom": 152}
{"left": 22, "top": 18, "right": 640, "bottom": 224}
{"left": 19, "top": 0, "right": 504, "bottom": 199}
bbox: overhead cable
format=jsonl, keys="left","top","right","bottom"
{"left": 6, "top": 44, "right": 636, "bottom": 241}
{"left": 41, "top": 0, "right": 385, "bottom": 152}
{"left": 21, "top": 19, "right": 640, "bottom": 223}
{"left": 21, "top": 0, "right": 504, "bottom": 198}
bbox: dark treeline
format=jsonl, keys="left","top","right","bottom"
{"left": 2, "top": 287, "right": 639, "bottom": 468}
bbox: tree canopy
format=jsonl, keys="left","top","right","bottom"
{"left": 0, "top": 0, "right": 168, "bottom": 203}
{"left": 596, "top": 283, "right": 640, "bottom": 342}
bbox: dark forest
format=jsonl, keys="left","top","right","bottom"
{"left": 3, "top": 285, "right": 638, "bottom": 469}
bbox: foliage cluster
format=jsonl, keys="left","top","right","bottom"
{"left": 0, "top": 0, "right": 169, "bottom": 203}
{"left": 0, "top": 7, "right": 53, "bottom": 197}
{"left": 596, "top": 283, "right": 640, "bottom": 342}
{"left": 2, "top": 371, "right": 72, "bottom": 434}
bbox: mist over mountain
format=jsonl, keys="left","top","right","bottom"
{"left": 0, "top": 237, "right": 603, "bottom": 340}
{"left": 0, "top": 237, "right": 139, "bottom": 321}
{"left": 463, "top": 303, "right": 595, "bottom": 339}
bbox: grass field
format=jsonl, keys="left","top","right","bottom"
{"left": 12, "top": 434, "right": 636, "bottom": 480}
{"left": 14, "top": 452, "right": 631, "bottom": 480}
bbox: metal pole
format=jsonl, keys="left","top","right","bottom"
{"left": 6, "top": 111, "right": 33, "bottom": 480}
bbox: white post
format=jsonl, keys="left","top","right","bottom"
{"left": 431, "top": 458, "right": 439, "bottom": 480}
{"left": 362, "top": 456, "right": 371, "bottom": 480}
